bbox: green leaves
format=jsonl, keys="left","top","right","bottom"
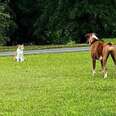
{"left": 0, "top": 2, "right": 14, "bottom": 45}
{"left": 2, "top": 0, "right": 116, "bottom": 45}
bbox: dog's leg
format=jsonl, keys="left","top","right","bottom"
{"left": 100, "top": 60, "right": 104, "bottom": 73}
{"left": 92, "top": 59, "right": 96, "bottom": 76}
{"left": 104, "top": 72, "right": 108, "bottom": 78}
{"left": 99, "top": 56, "right": 103, "bottom": 61}
{"left": 102, "top": 60, "right": 107, "bottom": 78}
{"left": 102, "top": 47, "right": 110, "bottom": 78}
{"left": 103, "top": 56, "right": 109, "bottom": 78}
{"left": 111, "top": 51, "right": 116, "bottom": 66}
{"left": 110, "top": 51, "right": 116, "bottom": 74}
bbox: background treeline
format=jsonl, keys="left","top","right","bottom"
{"left": 0, "top": 0, "right": 116, "bottom": 45}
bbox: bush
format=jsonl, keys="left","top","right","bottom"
{"left": 67, "top": 40, "right": 76, "bottom": 46}
{"left": 0, "top": 3, "right": 16, "bottom": 45}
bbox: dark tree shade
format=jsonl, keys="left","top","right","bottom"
{"left": 1, "top": 0, "right": 116, "bottom": 45}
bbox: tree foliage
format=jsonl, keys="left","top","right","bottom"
{"left": 0, "top": 1, "right": 16, "bottom": 45}
{"left": 2, "top": 0, "right": 116, "bottom": 45}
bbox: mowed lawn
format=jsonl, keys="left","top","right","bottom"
{"left": 0, "top": 52, "right": 116, "bottom": 116}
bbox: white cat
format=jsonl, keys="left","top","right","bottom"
{"left": 16, "top": 44, "right": 24, "bottom": 62}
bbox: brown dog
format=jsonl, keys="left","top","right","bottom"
{"left": 85, "top": 33, "right": 116, "bottom": 78}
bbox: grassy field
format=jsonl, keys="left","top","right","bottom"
{"left": 0, "top": 52, "right": 116, "bottom": 116}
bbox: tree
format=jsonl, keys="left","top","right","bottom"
{"left": 0, "top": 1, "right": 16, "bottom": 45}
{"left": 7, "top": 0, "right": 116, "bottom": 45}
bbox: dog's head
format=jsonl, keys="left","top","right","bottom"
{"left": 85, "top": 33, "right": 99, "bottom": 45}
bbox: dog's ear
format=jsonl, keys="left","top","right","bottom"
{"left": 85, "top": 33, "right": 94, "bottom": 45}
{"left": 85, "top": 33, "right": 91, "bottom": 39}
{"left": 85, "top": 33, "right": 91, "bottom": 43}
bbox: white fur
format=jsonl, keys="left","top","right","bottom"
{"left": 99, "top": 56, "right": 103, "bottom": 61}
{"left": 16, "top": 45, "right": 24, "bottom": 62}
{"left": 91, "top": 33, "right": 98, "bottom": 40}
{"left": 104, "top": 72, "right": 107, "bottom": 78}
{"left": 92, "top": 70, "right": 96, "bottom": 76}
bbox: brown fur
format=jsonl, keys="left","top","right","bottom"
{"left": 85, "top": 33, "right": 116, "bottom": 78}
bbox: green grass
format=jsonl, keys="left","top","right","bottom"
{"left": 103, "top": 38, "right": 116, "bottom": 44}
{"left": 0, "top": 52, "right": 116, "bottom": 115}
